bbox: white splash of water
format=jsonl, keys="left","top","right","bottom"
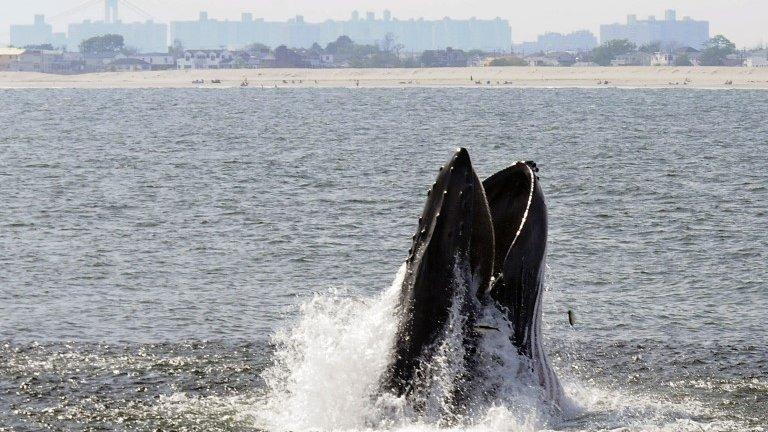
{"left": 255, "top": 265, "right": 406, "bottom": 431}
{"left": 247, "top": 262, "right": 750, "bottom": 432}
{"left": 252, "top": 263, "right": 572, "bottom": 432}
{"left": 182, "top": 258, "right": 758, "bottom": 432}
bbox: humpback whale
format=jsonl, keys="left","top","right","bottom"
{"left": 381, "top": 148, "right": 494, "bottom": 398}
{"left": 381, "top": 149, "right": 562, "bottom": 408}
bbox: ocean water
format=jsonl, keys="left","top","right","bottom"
{"left": 0, "top": 88, "right": 766, "bottom": 431}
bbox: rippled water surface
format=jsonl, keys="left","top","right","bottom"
{"left": 0, "top": 88, "right": 766, "bottom": 431}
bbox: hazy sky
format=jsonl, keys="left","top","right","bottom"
{"left": 1, "top": 0, "right": 766, "bottom": 48}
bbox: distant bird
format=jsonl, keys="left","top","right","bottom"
{"left": 567, "top": 309, "right": 575, "bottom": 327}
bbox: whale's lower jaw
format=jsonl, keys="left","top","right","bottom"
{"left": 527, "top": 270, "right": 565, "bottom": 408}
{"left": 485, "top": 160, "right": 563, "bottom": 406}
{"left": 380, "top": 149, "right": 561, "bottom": 409}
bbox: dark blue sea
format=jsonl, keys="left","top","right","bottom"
{"left": 0, "top": 88, "right": 766, "bottom": 431}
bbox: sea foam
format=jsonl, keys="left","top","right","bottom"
{"left": 253, "top": 264, "right": 569, "bottom": 431}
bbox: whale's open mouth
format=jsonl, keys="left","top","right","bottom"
{"left": 257, "top": 150, "right": 564, "bottom": 429}
{"left": 380, "top": 149, "right": 560, "bottom": 414}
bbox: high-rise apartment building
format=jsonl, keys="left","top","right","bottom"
{"left": 68, "top": 20, "right": 168, "bottom": 52}
{"left": 170, "top": 11, "right": 512, "bottom": 52}
{"left": 600, "top": 9, "right": 709, "bottom": 49}
{"left": 10, "top": 15, "right": 67, "bottom": 48}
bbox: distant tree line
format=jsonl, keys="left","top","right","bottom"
{"left": 699, "top": 35, "right": 736, "bottom": 66}
{"left": 175, "top": 35, "right": 501, "bottom": 68}
{"left": 588, "top": 34, "right": 737, "bottom": 66}
{"left": 77, "top": 34, "right": 139, "bottom": 56}
{"left": 54, "top": 32, "right": 746, "bottom": 69}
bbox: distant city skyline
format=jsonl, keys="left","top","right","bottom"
{"left": 601, "top": 10, "right": 710, "bottom": 50}
{"left": 2, "top": 1, "right": 767, "bottom": 48}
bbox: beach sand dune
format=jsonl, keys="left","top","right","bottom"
{"left": 1, "top": 66, "right": 767, "bottom": 89}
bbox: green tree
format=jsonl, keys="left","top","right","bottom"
{"left": 700, "top": 35, "right": 736, "bottom": 66}
{"left": 419, "top": 50, "right": 441, "bottom": 67}
{"left": 489, "top": 56, "right": 528, "bottom": 66}
{"left": 366, "top": 51, "right": 400, "bottom": 68}
{"left": 402, "top": 57, "right": 419, "bottom": 68}
{"left": 674, "top": 54, "right": 693, "bottom": 66}
{"left": 591, "top": 39, "right": 636, "bottom": 66}
{"left": 79, "top": 34, "right": 124, "bottom": 55}
{"left": 639, "top": 41, "right": 661, "bottom": 53}
{"left": 325, "top": 35, "right": 354, "bottom": 54}
{"left": 380, "top": 33, "right": 404, "bottom": 57}
{"left": 245, "top": 42, "right": 271, "bottom": 53}
{"left": 121, "top": 45, "right": 138, "bottom": 56}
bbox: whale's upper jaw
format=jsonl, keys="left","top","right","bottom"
{"left": 406, "top": 147, "right": 489, "bottom": 268}
{"left": 385, "top": 147, "right": 494, "bottom": 397}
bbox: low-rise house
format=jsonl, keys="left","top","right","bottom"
{"left": 302, "top": 51, "right": 322, "bottom": 68}
{"left": 674, "top": 47, "right": 701, "bottom": 66}
{"left": 228, "top": 51, "right": 260, "bottom": 68}
{"left": 8, "top": 49, "right": 53, "bottom": 72}
{"left": 420, "top": 48, "right": 468, "bottom": 67}
{"left": 242, "top": 48, "right": 276, "bottom": 68}
{"left": 0, "top": 47, "right": 25, "bottom": 70}
{"left": 299, "top": 51, "right": 335, "bottom": 68}
{"left": 177, "top": 50, "right": 234, "bottom": 69}
{"left": 723, "top": 54, "right": 746, "bottom": 67}
{"left": 745, "top": 56, "right": 768, "bottom": 67}
{"left": 133, "top": 53, "right": 176, "bottom": 70}
{"left": 545, "top": 51, "right": 577, "bottom": 66}
{"left": 651, "top": 52, "right": 674, "bottom": 66}
{"left": 467, "top": 54, "right": 483, "bottom": 67}
{"left": 83, "top": 52, "right": 119, "bottom": 72}
{"left": 273, "top": 45, "right": 305, "bottom": 68}
{"left": 611, "top": 51, "right": 652, "bottom": 66}
{"left": 8, "top": 49, "right": 85, "bottom": 73}
{"left": 258, "top": 51, "right": 277, "bottom": 68}
{"left": 320, "top": 54, "right": 334, "bottom": 67}
{"left": 331, "top": 52, "right": 352, "bottom": 68}
{"left": 109, "top": 57, "right": 151, "bottom": 72}
{"left": 526, "top": 56, "right": 560, "bottom": 67}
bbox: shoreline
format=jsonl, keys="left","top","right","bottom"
{"left": 2, "top": 66, "right": 768, "bottom": 90}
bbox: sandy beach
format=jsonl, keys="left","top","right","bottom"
{"left": 1, "top": 66, "right": 768, "bottom": 89}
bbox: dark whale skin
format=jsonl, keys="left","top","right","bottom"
{"left": 483, "top": 161, "right": 547, "bottom": 357}
{"left": 484, "top": 161, "right": 562, "bottom": 400}
{"left": 382, "top": 148, "right": 494, "bottom": 397}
